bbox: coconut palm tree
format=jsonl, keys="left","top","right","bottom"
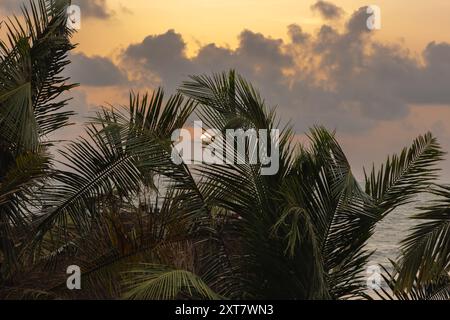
{"left": 0, "top": 0, "right": 75, "bottom": 280}
{"left": 20, "top": 71, "right": 442, "bottom": 300}
{"left": 0, "top": 0, "right": 448, "bottom": 300}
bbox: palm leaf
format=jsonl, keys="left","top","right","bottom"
{"left": 180, "top": 71, "right": 328, "bottom": 299}
{"left": 396, "top": 185, "right": 450, "bottom": 290}
{"left": 364, "top": 133, "right": 444, "bottom": 216}
{"left": 122, "top": 264, "right": 221, "bottom": 300}
{"left": 0, "top": 0, "right": 76, "bottom": 152}
{"left": 375, "top": 261, "right": 450, "bottom": 300}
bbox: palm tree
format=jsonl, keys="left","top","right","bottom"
{"left": 0, "top": 0, "right": 448, "bottom": 300}
{"left": 137, "top": 72, "right": 443, "bottom": 300}
{"left": 0, "top": 0, "right": 75, "bottom": 280}
{"left": 17, "top": 71, "right": 441, "bottom": 300}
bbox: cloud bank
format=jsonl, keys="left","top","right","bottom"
{"left": 3, "top": 2, "right": 450, "bottom": 177}
{"left": 113, "top": 7, "right": 450, "bottom": 133}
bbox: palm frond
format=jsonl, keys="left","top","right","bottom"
{"left": 122, "top": 264, "right": 221, "bottom": 300}
{"left": 0, "top": 150, "right": 52, "bottom": 276}
{"left": 396, "top": 185, "right": 450, "bottom": 290}
{"left": 0, "top": 0, "right": 76, "bottom": 152}
{"left": 180, "top": 71, "right": 327, "bottom": 299}
{"left": 32, "top": 91, "right": 205, "bottom": 256}
{"left": 375, "top": 261, "right": 450, "bottom": 300}
{"left": 289, "top": 127, "right": 377, "bottom": 299}
{"left": 0, "top": 151, "right": 51, "bottom": 206}
{"left": 364, "top": 133, "right": 444, "bottom": 216}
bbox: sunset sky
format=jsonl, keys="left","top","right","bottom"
{"left": 1, "top": 0, "right": 450, "bottom": 179}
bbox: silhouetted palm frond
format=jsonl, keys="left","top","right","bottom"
{"left": 0, "top": 0, "right": 75, "bottom": 277}
{"left": 375, "top": 261, "right": 450, "bottom": 300}
{"left": 0, "top": 0, "right": 76, "bottom": 151}
{"left": 364, "top": 133, "right": 444, "bottom": 217}
{"left": 396, "top": 185, "right": 450, "bottom": 290}
{"left": 122, "top": 264, "right": 221, "bottom": 300}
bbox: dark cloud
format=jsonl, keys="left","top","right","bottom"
{"left": 288, "top": 24, "right": 310, "bottom": 44}
{"left": 346, "top": 6, "right": 372, "bottom": 35}
{"left": 0, "top": 0, "right": 113, "bottom": 19}
{"left": 0, "top": 0, "right": 21, "bottom": 13}
{"left": 116, "top": 6, "right": 450, "bottom": 134}
{"left": 66, "top": 53, "right": 128, "bottom": 87}
{"left": 413, "top": 42, "right": 450, "bottom": 104}
{"left": 311, "top": 1, "right": 344, "bottom": 20}
{"left": 73, "top": 0, "right": 113, "bottom": 19}
{"left": 123, "top": 30, "right": 193, "bottom": 90}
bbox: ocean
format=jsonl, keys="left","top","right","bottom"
{"left": 366, "top": 193, "right": 432, "bottom": 266}
{"left": 363, "top": 193, "right": 436, "bottom": 298}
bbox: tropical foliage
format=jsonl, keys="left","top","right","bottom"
{"left": 0, "top": 0, "right": 449, "bottom": 300}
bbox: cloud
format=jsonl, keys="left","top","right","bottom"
{"left": 66, "top": 53, "right": 128, "bottom": 87}
{"left": 73, "top": 0, "right": 113, "bottom": 19}
{"left": 311, "top": 1, "right": 344, "bottom": 20}
{"left": 287, "top": 24, "right": 310, "bottom": 44}
{"left": 0, "top": 0, "right": 113, "bottom": 19}
{"left": 118, "top": 6, "right": 450, "bottom": 135}
{"left": 0, "top": 0, "right": 21, "bottom": 13}
{"left": 119, "top": 3, "right": 133, "bottom": 15}
{"left": 412, "top": 42, "right": 450, "bottom": 104}
{"left": 123, "top": 30, "right": 193, "bottom": 90}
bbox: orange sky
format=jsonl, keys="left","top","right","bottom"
{"left": 68, "top": 0, "right": 450, "bottom": 180}
{"left": 73, "top": 0, "right": 450, "bottom": 58}
{"left": 2, "top": 0, "right": 450, "bottom": 179}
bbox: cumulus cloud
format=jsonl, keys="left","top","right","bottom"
{"left": 65, "top": 53, "right": 128, "bottom": 87}
{"left": 123, "top": 30, "right": 194, "bottom": 90}
{"left": 5, "top": 3, "right": 445, "bottom": 136}
{"left": 311, "top": 1, "right": 344, "bottom": 20}
{"left": 118, "top": 6, "right": 450, "bottom": 134}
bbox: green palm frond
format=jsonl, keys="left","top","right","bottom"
{"left": 179, "top": 71, "right": 327, "bottom": 299}
{"left": 32, "top": 90, "right": 205, "bottom": 254}
{"left": 94, "top": 91, "right": 212, "bottom": 228}
{"left": 127, "top": 89, "right": 197, "bottom": 138}
{"left": 0, "top": 148, "right": 52, "bottom": 276}
{"left": 0, "top": 1, "right": 75, "bottom": 277}
{"left": 33, "top": 123, "right": 169, "bottom": 247}
{"left": 375, "top": 261, "right": 450, "bottom": 300}
{"left": 122, "top": 264, "right": 221, "bottom": 300}
{"left": 180, "top": 71, "right": 276, "bottom": 131}
{"left": 364, "top": 133, "right": 444, "bottom": 216}
{"left": 0, "top": 0, "right": 76, "bottom": 151}
{"left": 0, "top": 151, "right": 50, "bottom": 206}
{"left": 396, "top": 185, "right": 450, "bottom": 290}
{"left": 27, "top": 188, "right": 193, "bottom": 299}
{"left": 287, "top": 127, "right": 377, "bottom": 299}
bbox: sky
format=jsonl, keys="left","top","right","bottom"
{"left": 1, "top": 0, "right": 450, "bottom": 180}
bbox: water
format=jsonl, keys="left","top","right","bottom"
{"left": 362, "top": 194, "right": 436, "bottom": 298}
{"left": 367, "top": 193, "right": 433, "bottom": 266}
